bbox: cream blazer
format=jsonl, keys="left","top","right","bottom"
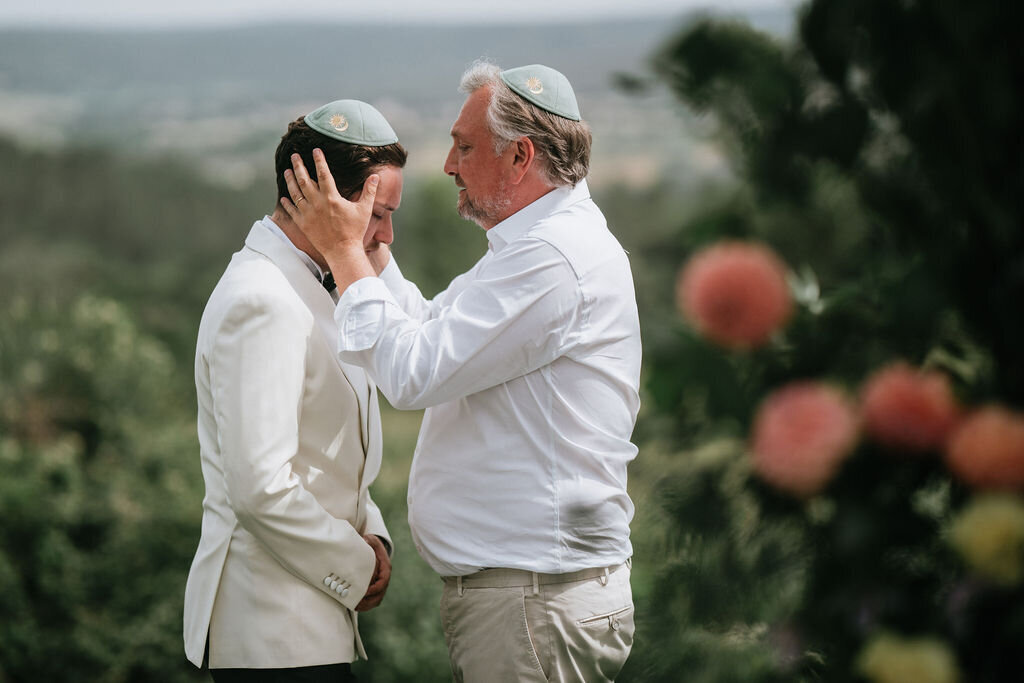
{"left": 184, "top": 221, "right": 391, "bottom": 669}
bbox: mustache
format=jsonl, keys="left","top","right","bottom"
{"left": 453, "top": 175, "right": 466, "bottom": 189}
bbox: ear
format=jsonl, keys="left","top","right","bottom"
{"left": 508, "top": 136, "right": 536, "bottom": 184}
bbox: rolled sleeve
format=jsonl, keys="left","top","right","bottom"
{"left": 335, "top": 277, "right": 399, "bottom": 351}
{"left": 377, "top": 255, "right": 434, "bottom": 321}
{"left": 377, "top": 256, "right": 405, "bottom": 291}
{"left": 332, "top": 239, "right": 581, "bottom": 410}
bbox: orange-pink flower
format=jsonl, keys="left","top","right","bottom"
{"left": 751, "top": 382, "right": 860, "bottom": 497}
{"left": 676, "top": 241, "right": 793, "bottom": 349}
{"left": 860, "top": 362, "right": 959, "bottom": 453}
{"left": 945, "top": 406, "right": 1024, "bottom": 490}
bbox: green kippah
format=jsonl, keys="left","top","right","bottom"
{"left": 304, "top": 99, "right": 399, "bottom": 146}
{"left": 499, "top": 64, "right": 581, "bottom": 121}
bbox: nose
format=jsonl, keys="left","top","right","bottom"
{"left": 375, "top": 216, "right": 394, "bottom": 246}
{"left": 443, "top": 144, "right": 457, "bottom": 177}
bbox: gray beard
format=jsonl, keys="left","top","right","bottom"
{"left": 456, "top": 185, "right": 512, "bottom": 228}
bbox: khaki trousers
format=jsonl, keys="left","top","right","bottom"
{"left": 440, "top": 563, "right": 634, "bottom": 682}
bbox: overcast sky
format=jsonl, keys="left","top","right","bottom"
{"left": 0, "top": 0, "right": 799, "bottom": 28}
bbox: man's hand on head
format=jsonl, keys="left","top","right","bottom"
{"left": 355, "top": 534, "right": 392, "bottom": 612}
{"left": 280, "top": 148, "right": 378, "bottom": 291}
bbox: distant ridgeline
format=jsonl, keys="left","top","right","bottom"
{"left": 0, "top": 14, "right": 791, "bottom": 185}
{"left": 0, "top": 16, "right": 791, "bottom": 105}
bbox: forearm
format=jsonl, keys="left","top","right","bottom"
{"left": 324, "top": 241, "right": 377, "bottom": 294}
{"left": 366, "top": 244, "right": 392, "bottom": 276}
{"left": 209, "top": 297, "right": 376, "bottom": 607}
{"left": 337, "top": 292, "right": 567, "bottom": 410}
{"left": 231, "top": 477, "right": 376, "bottom": 570}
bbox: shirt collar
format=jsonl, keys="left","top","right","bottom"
{"left": 486, "top": 180, "right": 591, "bottom": 252}
{"left": 259, "top": 215, "right": 326, "bottom": 282}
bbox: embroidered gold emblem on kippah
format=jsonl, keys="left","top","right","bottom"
{"left": 329, "top": 114, "right": 349, "bottom": 132}
{"left": 526, "top": 77, "right": 544, "bottom": 94}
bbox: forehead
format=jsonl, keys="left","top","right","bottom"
{"left": 451, "top": 86, "right": 493, "bottom": 138}
{"left": 374, "top": 165, "right": 403, "bottom": 208}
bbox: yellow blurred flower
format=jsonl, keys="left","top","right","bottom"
{"left": 949, "top": 494, "right": 1024, "bottom": 586}
{"left": 857, "top": 632, "right": 960, "bottom": 683}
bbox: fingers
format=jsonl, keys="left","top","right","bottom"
{"left": 358, "top": 173, "right": 380, "bottom": 212}
{"left": 366, "top": 566, "right": 385, "bottom": 591}
{"left": 364, "top": 533, "right": 388, "bottom": 558}
{"left": 358, "top": 580, "right": 387, "bottom": 611}
{"left": 282, "top": 166, "right": 307, "bottom": 210}
{"left": 356, "top": 534, "right": 391, "bottom": 611}
{"left": 376, "top": 552, "right": 392, "bottom": 583}
{"left": 360, "top": 569, "right": 390, "bottom": 611}
{"left": 289, "top": 153, "right": 319, "bottom": 201}
{"left": 373, "top": 555, "right": 391, "bottom": 589}
{"left": 312, "top": 148, "right": 338, "bottom": 195}
{"left": 279, "top": 195, "right": 299, "bottom": 221}
{"left": 365, "top": 574, "right": 387, "bottom": 597}
{"left": 356, "top": 593, "right": 383, "bottom": 612}
{"left": 362, "top": 534, "right": 391, "bottom": 590}
{"left": 369, "top": 557, "right": 391, "bottom": 592}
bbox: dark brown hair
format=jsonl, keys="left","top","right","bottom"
{"left": 274, "top": 116, "right": 407, "bottom": 203}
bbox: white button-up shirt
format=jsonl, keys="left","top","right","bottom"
{"left": 334, "top": 180, "right": 641, "bottom": 576}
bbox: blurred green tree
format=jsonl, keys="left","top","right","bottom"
{"left": 628, "top": 2, "right": 1023, "bottom": 681}
{"left": 389, "top": 174, "right": 488, "bottom": 298}
{"left": 0, "top": 292, "right": 206, "bottom": 682}
{"left": 0, "top": 139, "right": 503, "bottom": 681}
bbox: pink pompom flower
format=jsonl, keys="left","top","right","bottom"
{"left": 676, "top": 241, "right": 793, "bottom": 349}
{"left": 860, "top": 362, "right": 960, "bottom": 453}
{"left": 751, "top": 382, "right": 860, "bottom": 497}
{"left": 945, "top": 405, "right": 1024, "bottom": 490}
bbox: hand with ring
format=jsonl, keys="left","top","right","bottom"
{"left": 280, "top": 148, "right": 378, "bottom": 291}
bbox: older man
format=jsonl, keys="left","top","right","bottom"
{"left": 283, "top": 62, "right": 641, "bottom": 682}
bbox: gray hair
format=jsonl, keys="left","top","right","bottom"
{"left": 459, "top": 60, "right": 592, "bottom": 187}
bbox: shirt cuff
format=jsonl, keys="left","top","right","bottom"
{"left": 335, "top": 276, "right": 396, "bottom": 352}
